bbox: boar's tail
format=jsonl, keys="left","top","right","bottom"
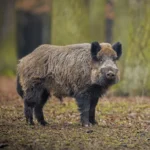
{"left": 16, "top": 75, "right": 24, "bottom": 98}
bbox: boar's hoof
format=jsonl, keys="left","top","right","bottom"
{"left": 26, "top": 120, "right": 35, "bottom": 126}
{"left": 30, "top": 121, "right": 35, "bottom": 126}
{"left": 26, "top": 118, "right": 35, "bottom": 126}
{"left": 40, "top": 120, "right": 49, "bottom": 126}
{"left": 82, "top": 123, "right": 92, "bottom": 127}
{"left": 90, "top": 120, "right": 98, "bottom": 125}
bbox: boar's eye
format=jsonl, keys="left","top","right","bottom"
{"left": 99, "top": 57, "right": 103, "bottom": 63}
{"left": 112, "top": 56, "right": 117, "bottom": 61}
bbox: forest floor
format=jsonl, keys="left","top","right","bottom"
{"left": 0, "top": 76, "right": 150, "bottom": 150}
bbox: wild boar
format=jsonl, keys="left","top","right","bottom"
{"left": 17, "top": 42, "right": 122, "bottom": 127}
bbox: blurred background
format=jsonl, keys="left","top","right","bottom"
{"left": 0, "top": 0, "right": 150, "bottom": 96}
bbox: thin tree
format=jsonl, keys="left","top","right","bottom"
{"left": 15, "top": 0, "right": 51, "bottom": 59}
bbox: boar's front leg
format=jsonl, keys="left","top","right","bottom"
{"left": 76, "top": 94, "right": 91, "bottom": 127}
{"left": 34, "top": 87, "right": 50, "bottom": 126}
{"left": 89, "top": 98, "right": 99, "bottom": 125}
{"left": 24, "top": 101, "right": 34, "bottom": 125}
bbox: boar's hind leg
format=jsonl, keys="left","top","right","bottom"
{"left": 34, "top": 88, "right": 50, "bottom": 126}
{"left": 89, "top": 98, "right": 99, "bottom": 125}
{"left": 76, "top": 95, "right": 91, "bottom": 127}
{"left": 24, "top": 87, "right": 36, "bottom": 125}
{"left": 24, "top": 101, "right": 34, "bottom": 125}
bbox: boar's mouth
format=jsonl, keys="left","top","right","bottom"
{"left": 97, "top": 75, "right": 117, "bottom": 87}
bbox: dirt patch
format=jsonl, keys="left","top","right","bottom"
{"left": 0, "top": 76, "right": 17, "bottom": 101}
{"left": 0, "top": 76, "right": 150, "bottom": 150}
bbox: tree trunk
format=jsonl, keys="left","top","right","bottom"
{"left": 105, "top": 0, "right": 114, "bottom": 43}
{"left": 15, "top": 0, "right": 51, "bottom": 59}
{"left": 0, "top": 0, "right": 14, "bottom": 43}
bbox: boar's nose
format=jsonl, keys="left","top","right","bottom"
{"left": 106, "top": 70, "right": 115, "bottom": 80}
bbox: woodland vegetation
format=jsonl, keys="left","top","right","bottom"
{"left": 0, "top": 0, "right": 150, "bottom": 95}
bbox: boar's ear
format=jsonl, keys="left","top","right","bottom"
{"left": 112, "top": 42, "right": 122, "bottom": 60}
{"left": 91, "top": 42, "right": 101, "bottom": 61}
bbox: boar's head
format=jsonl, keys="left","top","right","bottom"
{"left": 90, "top": 41, "right": 122, "bottom": 87}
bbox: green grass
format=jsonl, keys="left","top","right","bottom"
{"left": 0, "top": 95, "right": 150, "bottom": 150}
{"left": 0, "top": 33, "right": 17, "bottom": 76}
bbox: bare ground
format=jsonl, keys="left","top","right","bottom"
{"left": 0, "top": 77, "right": 150, "bottom": 150}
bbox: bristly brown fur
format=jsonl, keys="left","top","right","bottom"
{"left": 18, "top": 43, "right": 91, "bottom": 96}
{"left": 18, "top": 43, "right": 117, "bottom": 97}
{"left": 97, "top": 43, "right": 117, "bottom": 58}
{"left": 17, "top": 42, "right": 121, "bottom": 126}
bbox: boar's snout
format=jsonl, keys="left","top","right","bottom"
{"left": 106, "top": 70, "right": 115, "bottom": 79}
{"left": 101, "top": 67, "right": 118, "bottom": 80}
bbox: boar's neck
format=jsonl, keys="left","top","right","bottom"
{"left": 88, "top": 84, "right": 109, "bottom": 98}
{"left": 76, "top": 84, "right": 109, "bottom": 99}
